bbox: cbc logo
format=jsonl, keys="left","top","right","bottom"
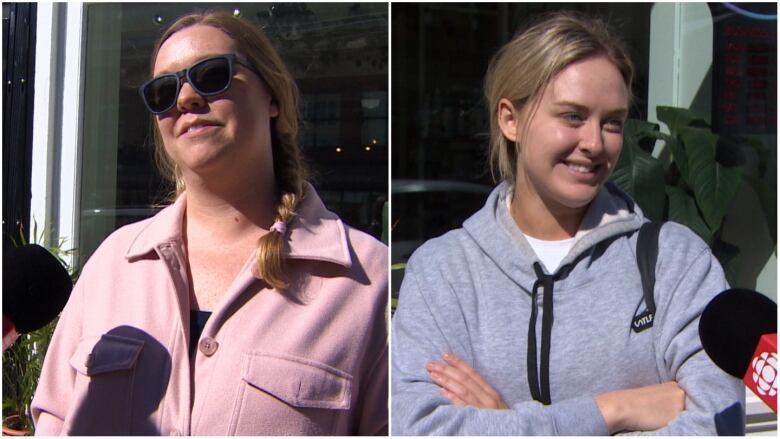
{"left": 751, "top": 351, "right": 778, "bottom": 397}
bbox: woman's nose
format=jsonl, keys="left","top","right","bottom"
{"left": 176, "top": 81, "right": 206, "bottom": 112}
{"left": 579, "top": 120, "right": 605, "bottom": 154}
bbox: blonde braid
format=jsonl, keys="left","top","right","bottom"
{"left": 255, "top": 121, "right": 306, "bottom": 290}
{"left": 256, "top": 192, "right": 300, "bottom": 289}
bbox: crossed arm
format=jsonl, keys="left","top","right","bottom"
{"left": 427, "top": 352, "right": 685, "bottom": 434}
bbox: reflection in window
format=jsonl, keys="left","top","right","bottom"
{"left": 302, "top": 93, "right": 341, "bottom": 149}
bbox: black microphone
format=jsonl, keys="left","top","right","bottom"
{"left": 699, "top": 288, "right": 776, "bottom": 378}
{"left": 699, "top": 288, "right": 777, "bottom": 434}
{"left": 3, "top": 244, "right": 73, "bottom": 346}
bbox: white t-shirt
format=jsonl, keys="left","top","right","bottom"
{"left": 522, "top": 233, "right": 575, "bottom": 273}
{"left": 505, "top": 192, "right": 575, "bottom": 273}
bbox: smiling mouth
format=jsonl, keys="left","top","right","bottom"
{"left": 183, "top": 124, "right": 219, "bottom": 136}
{"left": 565, "top": 162, "right": 598, "bottom": 174}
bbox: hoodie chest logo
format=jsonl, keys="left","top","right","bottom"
{"left": 632, "top": 310, "right": 654, "bottom": 333}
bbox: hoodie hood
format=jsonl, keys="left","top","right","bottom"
{"left": 463, "top": 181, "right": 645, "bottom": 278}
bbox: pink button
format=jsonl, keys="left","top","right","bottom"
{"left": 199, "top": 337, "right": 218, "bottom": 356}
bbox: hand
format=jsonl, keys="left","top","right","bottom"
{"left": 3, "top": 315, "right": 19, "bottom": 351}
{"left": 594, "top": 381, "right": 686, "bottom": 434}
{"left": 426, "top": 352, "right": 509, "bottom": 410}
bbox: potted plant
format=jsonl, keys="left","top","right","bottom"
{"left": 2, "top": 320, "right": 58, "bottom": 435}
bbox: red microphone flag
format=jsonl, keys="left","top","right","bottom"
{"left": 744, "top": 333, "right": 777, "bottom": 413}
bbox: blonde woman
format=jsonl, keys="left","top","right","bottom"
{"left": 32, "top": 11, "right": 387, "bottom": 435}
{"left": 392, "top": 12, "right": 743, "bottom": 435}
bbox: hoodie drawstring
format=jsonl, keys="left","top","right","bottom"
{"left": 527, "top": 262, "right": 561, "bottom": 405}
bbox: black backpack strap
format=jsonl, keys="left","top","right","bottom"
{"left": 633, "top": 222, "right": 662, "bottom": 332}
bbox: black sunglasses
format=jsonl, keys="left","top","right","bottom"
{"left": 139, "top": 54, "right": 260, "bottom": 114}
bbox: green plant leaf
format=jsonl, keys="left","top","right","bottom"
{"left": 680, "top": 127, "right": 743, "bottom": 232}
{"left": 623, "top": 119, "right": 661, "bottom": 154}
{"left": 668, "top": 135, "right": 690, "bottom": 186}
{"left": 666, "top": 186, "right": 713, "bottom": 244}
{"left": 656, "top": 106, "right": 709, "bottom": 131}
{"left": 19, "top": 225, "right": 28, "bottom": 246}
{"left": 712, "top": 239, "right": 741, "bottom": 286}
{"left": 32, "top": 219, "right": 38, "bottom": 246}
{"left": 611, "top": 137, "right": 666, "bottom": 221}
{"left": 656, "top": 106, "right": 709, "bottom": 184}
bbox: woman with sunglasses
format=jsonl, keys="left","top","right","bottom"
{"left": 392, "top": 12, "right": 743, "bottom": 435}
{"left": 32, "top": 10, "right": 388, "bottom": 435}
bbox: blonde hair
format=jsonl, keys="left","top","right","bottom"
{"left": 149, "top": 10, "right": 306, "bottom": 290}
{"left": 484, "top": 11, "right": 634, "bottom": 184}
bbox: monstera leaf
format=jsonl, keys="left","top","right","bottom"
{"left": 625, "top": 119, "right": 667, "bottom": 153}
{"left": 665, "top": 186, "right": 713, "bottom": 244}
{"left": 656, "top": 106, "right": 709, "bottom": 186}
{"left": 679, "top": 126, "right": 743, "bottom": 232}
{"left": 611, "top": 119, "right": 666, "bottom": 221}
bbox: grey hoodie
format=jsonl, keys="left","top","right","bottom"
{"left": 391, "top": 182, "right": 744, "bottom": 435}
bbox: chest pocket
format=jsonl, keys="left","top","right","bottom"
{"left": 65, "top": 333, "right": 143, "bottom": 434}
{"left": 64, "top": 327, "right": 172, "bottom": 435}
{"left": 230, "top": 352, "right": 352, "bottom": 435}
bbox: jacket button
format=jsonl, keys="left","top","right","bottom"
{"left": 199, "top": 337, "right": 218, "bottom": 356}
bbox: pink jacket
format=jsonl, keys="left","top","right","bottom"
{"left": 31, "top": 184, "right": 388, "bottom": 435}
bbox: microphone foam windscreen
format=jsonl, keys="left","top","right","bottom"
{"left": 699, "top": 288, "right": 777, "bottom": 378}
{"left": 3, "top": 244, "right": 73, "bottom": 333}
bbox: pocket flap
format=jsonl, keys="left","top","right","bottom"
{"left": 69, "top": 333, "right": 144, "bottom": 376}
{"left": 242, "top": 353, "right": 352, "bottom": 410}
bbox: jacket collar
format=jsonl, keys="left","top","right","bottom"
{"left": 124, "top": 182, "right": 352, "bottom": 268}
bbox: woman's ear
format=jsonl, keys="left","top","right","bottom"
{"left": 497, "top": 98, "right": 521, "bottom": 143}
{"left": 269, "top": 100, "right": 279, "bottom": 118}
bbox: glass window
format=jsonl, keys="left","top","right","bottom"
{"left": 78, "top": 3, "right": 388, "bottom": 268}
{"left": 707, "top": 3, "right": 776, "bottom": 300}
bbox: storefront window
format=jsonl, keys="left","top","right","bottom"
{"left": 79, "top": 3, "right": 387, "bottom": 267}
{"left": 708, "top": 2, "right": 776, "bottom": 298}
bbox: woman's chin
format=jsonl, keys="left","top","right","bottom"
{"left": 177, "top": 157, "right": 232, "bottom": 181}
{"left": 551, "top": 184, "right": 602, "bottom": 210}
{"left": 172, "top": 144, "right": 231, "bottom": 171}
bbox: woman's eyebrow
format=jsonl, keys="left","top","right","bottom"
{"left": 552, "top": 100, "right": 628, "bottom": 117}
{"left": 552, "top": 100, "right": 589, "bottom": 112}
{"left": 606, "top": 107, "right": 630, "bottom": 118}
